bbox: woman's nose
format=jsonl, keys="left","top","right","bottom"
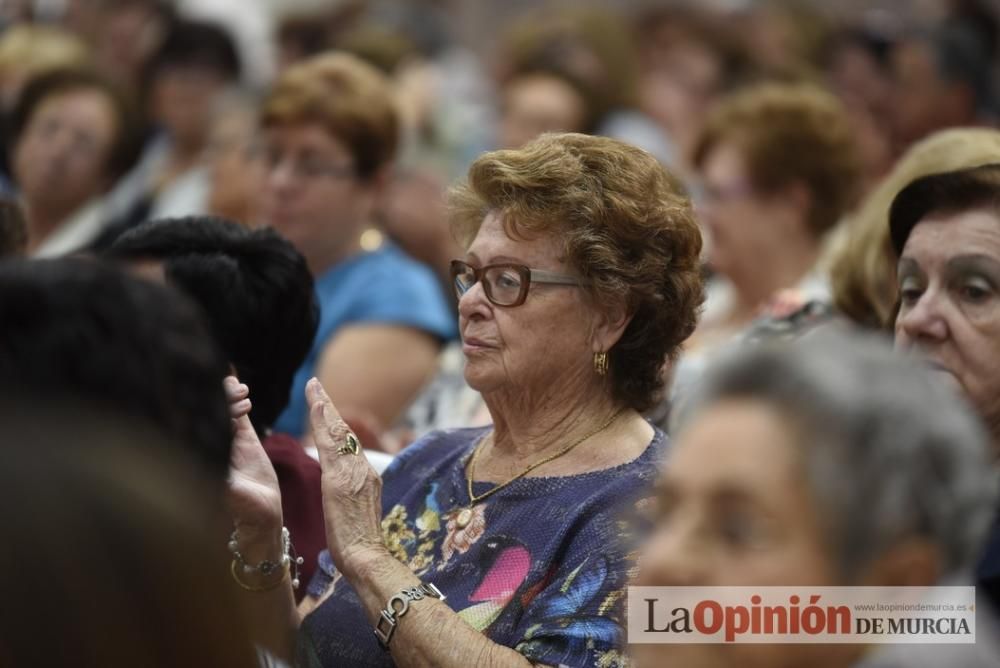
{"left": 263, "top": 157, "right": 299, "bottom": 192}
{"left": 897, "top": 293, "right": 949, "bottom": 344}
{"left": 457, "top": 279, "right": 491, "bottom": 319}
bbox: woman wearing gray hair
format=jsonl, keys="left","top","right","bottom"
{"left": 631, "top": 332, "right": 998, "bottom": 668}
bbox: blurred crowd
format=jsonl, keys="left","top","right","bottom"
{"left": 3, "top": 0, "right": 1000, "bottom": 666}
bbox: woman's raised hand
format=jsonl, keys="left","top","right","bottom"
{"left": 224, "top": 376, "right": 283, "bottom": 540}
{"left": 306, "top": 377, "right": 388, "bottom": 579}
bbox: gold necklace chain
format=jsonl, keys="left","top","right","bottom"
{"left": 452, "top": 408, "right": 627, "bottom": 528}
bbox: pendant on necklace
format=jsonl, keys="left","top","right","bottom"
{"left": 455, "top": 507, "right": 474, "bottom": 529}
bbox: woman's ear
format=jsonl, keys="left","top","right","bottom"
{"left": 592, "top": 301, "right": 634, "bottom": 354}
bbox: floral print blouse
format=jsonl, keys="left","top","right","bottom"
{"left": 297, "top": 425, "right": 665, "bottom": 668}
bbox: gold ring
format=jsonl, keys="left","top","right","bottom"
{"left": 337, "top": 431, "right": 361, "bottom": 456}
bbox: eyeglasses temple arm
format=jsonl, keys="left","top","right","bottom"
{"left": 529, "top": 269, "right": 589, "bottom": 286}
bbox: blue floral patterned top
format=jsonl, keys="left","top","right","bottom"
{"left": 298, "top": 425, "right": 665, "bottom": 668}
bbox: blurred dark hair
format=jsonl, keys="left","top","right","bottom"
{"left": 0, "top": 401, "right": 258, "bottom": 667}
{"left": 107, "top": 217, "right": 318, "bottom": 432}
{"left": 0, "top": 258, "right": 232, "bottom": 478}
{"left": 0, "top": 197, "right": 26, "bottom": 257}
{"left": 925, "top": 0, "right": 998, "bottom": 115}
{"left": 146, "top": 18, "right": 241, "bottom": 82}
{"left": 889, "top": 163, "right": 1000, "bottom": 255}
{"left": 10, "top": 67, "right": 143, "bottom": 182}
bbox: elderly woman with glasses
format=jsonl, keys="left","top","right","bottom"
{"left": 226, "top": 132, "right": 704, "bottom": 667}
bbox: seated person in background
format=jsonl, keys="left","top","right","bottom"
{"left": 497, "top": 63, "right": 596, "bottom": 150}
{"left": 0, "top": 24, "right": 91, "bottom": 192}
{"left": 259, "top": 52, "right": 454, "bottom": 440}
{"left": 675, "top": 83, "right": 861, "bottom": 397}
{"left": 828, "top": 127, "right": 1000, "bottom": 330}
{"left": 0, "top": 257, "right": 232, "bottom": 478}
{"left": 633, "top": 332, "right": 999, "bottom": 668}
{"left": 0, "top": 402, "right": 262, "bottom": 668}
{"left": 9, "top": 68, "right": 142, "bottom": 257}
{"left": 0, "top": 196, "right": 26, "bottom": 256}
{"left": 889, "top": 163, "right": 1000, "bottom": 612}
{"left": 100, "top": 19, "right": 242, "bottom": 241}
{"left": 106, "top": 216, "right": 326, "bottom": 595}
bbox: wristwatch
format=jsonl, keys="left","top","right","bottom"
{"left": 373, "top": 582, "right": 447, "bottom": 649}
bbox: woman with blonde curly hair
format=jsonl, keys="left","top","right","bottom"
{"left": 225, "top": 132, "right": 704, "bottom": 667}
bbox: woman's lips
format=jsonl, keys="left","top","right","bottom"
{"left": 461, "top": 336, "right": 494, "bottom": 353}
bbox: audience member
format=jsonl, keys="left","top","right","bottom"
{"left": 0, "top": 24, "right": 91, "bottom": 190}
{"left": 9, "top": 68, "right": 142, "bottom": 256}
{"left": 259, "top": 52, "right": 454, "bottom": 439}
{"left": 498, "top": 65, "right": 594, "bottom": 150}
{"left": 614, "top": 6, "right": 747, "bottom": 170}
{"left": 824, "top": 23, "right": 898, "bottom": 189}
{"left": 828, "top": 127, "right": 1000, "bottom": 329}
{"left": 0, "top": 258, "right": 231, "bottom": 477}
{"left": 633, "top": 332, "right": 999, "bottom": 667}
{"left": 106, "top": 216, "right": 326, "bottom": 594}
{"left": 889, "top": 163, "right": 1000, "bottom": 611}
{"left": 101, "top": 18, "right": 241, "bottom": 241}
{"left": 673, "top": 82, "right": 860, "bottom": 397}
{"left": 0, "top": 403, "right": 261, "bottom": 667}
{"left": 226, "top": 132, "right": 704, "bottom": 665}
{"left": 889, "top": 6, "right": 998, "bottom": 152}
{"left": 61, "top": 0, "right": 175, "bottom": 92}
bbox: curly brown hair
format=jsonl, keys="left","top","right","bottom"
{"left": 260, "top": 52, "right": 398, "bottom": 181}
{"left": 693, "top": 82, "right": 861, "bottom": 237}
{"left": 449, "top": 133, "right": 704, "bottom": 412}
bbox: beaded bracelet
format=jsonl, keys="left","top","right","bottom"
{"left": 228, "top": 526, "right": 304, "bottom": 591}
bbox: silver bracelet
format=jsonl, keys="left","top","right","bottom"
{"left": 228, "top": 526, "right": 304, "bottom": 589}
{"left": 373, "top": 582, "right": 446, "bottom": 649}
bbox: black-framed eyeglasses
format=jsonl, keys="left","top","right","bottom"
{"left": 449, "top": 259, "right": 588, "bottom": 307}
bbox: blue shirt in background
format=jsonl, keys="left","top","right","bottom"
{"left": 274, "top": 244, "right": 456, "bottom": 436}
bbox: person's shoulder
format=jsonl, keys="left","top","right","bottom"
{"left": 535, "top": 426, "right": 665, "bottom": 510}
{"left": 384, "top": 426, "right": 487, "bottom": 477}
{"left": 572, "top": 425, "right": 666, "bottom": 503}
{"left": 613, "top": 425, "right": 666, "bottom": 483}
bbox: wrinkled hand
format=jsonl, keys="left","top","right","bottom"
{"left": 224, "top": 376, "right": 283, "bottom": 541}
{"left": 307, "top": 377, "right": 388, "bottom": 578}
